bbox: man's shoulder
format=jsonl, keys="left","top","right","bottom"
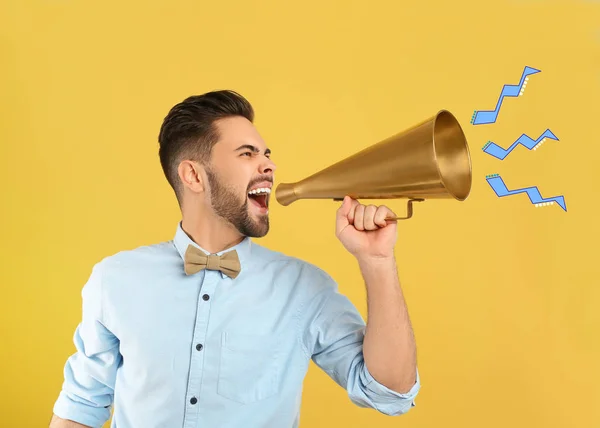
{"left": 94, "top": 239, "right": 179, "bottom": 273}
{"left": 251, "top": 242, "right": 336, "bottom": 288}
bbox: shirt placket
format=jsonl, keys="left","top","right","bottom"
{"left": 182, "top": 270, "right": 220, "bottom": 428}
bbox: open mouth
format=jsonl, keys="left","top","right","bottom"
{"left": 247, "top": 187, "right": 271, "bottom": 211}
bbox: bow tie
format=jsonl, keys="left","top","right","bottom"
{"left": 183, "top": 245, "right": 241, "bottom": 279}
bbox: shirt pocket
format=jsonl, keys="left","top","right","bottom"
{"left": 217, "top": 331, "right": 282, "bottom": 404}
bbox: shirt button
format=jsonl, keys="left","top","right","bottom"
{"left": 202, "top": 294, "right": 210, "bottom": 301}
{"left": 190, "top": 397, "right": 198, "bottom": 405}
{"left": 196, "top": 343, "right": 203, "bottom": 351}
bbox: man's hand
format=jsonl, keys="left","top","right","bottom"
{"left": 335, "top": 196, "right": 398, "bottom": 260}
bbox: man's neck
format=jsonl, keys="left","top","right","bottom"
{"left": 181, "top": 211, "right": 245, "bottom": 254}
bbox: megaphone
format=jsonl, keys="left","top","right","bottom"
{"left": 275, "top": 110, "right": 472, "bottom": 220}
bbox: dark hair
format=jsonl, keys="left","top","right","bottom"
{"left": 158, "top": 90, "right": 255, "bottom": 202}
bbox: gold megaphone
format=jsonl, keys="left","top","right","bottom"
{"left": 275, "top": 110, "right": 472, "bottom": 220}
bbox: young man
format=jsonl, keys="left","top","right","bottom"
{"left": 50, "top": 90, "right": 420, "bottom": 428}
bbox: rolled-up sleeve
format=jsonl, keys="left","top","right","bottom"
{"left": 299, "top": 268, "right": 420, "bottom": 416}
{"left": 348, "top": 357, "right": 420, "bottom": 415}
{"left": 53, "top": 261, "right": 121, "bottom": 428}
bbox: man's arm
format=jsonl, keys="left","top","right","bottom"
{"left": 335, "top": 196, "right": 418, "bottom": 394}
{"left": 298, "top": 197, "right": 420, "bottom": 415}
{"left": 359, "top": 255, "right": 417, "bottom": 393}
{"left": 51, "top": 260, "right": 121, "bottom": 428}
{"left": 49, "top": 414, "right": 90, "bottom": 428}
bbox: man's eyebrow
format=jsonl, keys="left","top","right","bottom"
{"left": 234, "top": 145, "right": 271, "bottom": 155}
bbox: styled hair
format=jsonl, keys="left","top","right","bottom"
{"left": 158, "top": 90, "right": 255, "bottom": 202}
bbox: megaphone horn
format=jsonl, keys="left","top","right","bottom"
{"left": 274, "top": 110, "right": 472, "bottom": 220}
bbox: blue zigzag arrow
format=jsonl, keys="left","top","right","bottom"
{"left": 482, "top": 129, "right": 559, "bottom": 160}
{"left": 471, "top": 66, "right": 541, "bottom": 125}
{"left": 486, "top": 174, "right": 567, "bottom": 211}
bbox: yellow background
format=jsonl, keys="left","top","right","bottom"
{"left": 1, "top": 1, "right": 598, "bottom": 427}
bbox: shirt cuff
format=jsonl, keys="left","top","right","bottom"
{"left": 53, "top": 391, "right": 111, "bottom": 428}
{"left": 360, "top": 363, "right": 420, "bottom": 415}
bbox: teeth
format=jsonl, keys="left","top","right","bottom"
{"left": 248, "top": 187, "right": 272, "bottom": 195}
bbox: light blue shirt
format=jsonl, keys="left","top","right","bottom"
{"left": 53, "top": 223, "right": 420, "bottom": 428}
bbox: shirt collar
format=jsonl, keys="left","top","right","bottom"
{"left": 173, "top": 222, "right": 253, "bottom": 277}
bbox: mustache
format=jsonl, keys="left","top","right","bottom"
{"left": 247, "top": 176, "right": 273, "bottom": 190}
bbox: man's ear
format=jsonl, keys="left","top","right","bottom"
{"left": 177, "top": 160, "right": 205, "bottom": 194}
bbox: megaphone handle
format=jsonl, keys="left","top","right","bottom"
{"left": 385, "top": 198, "right": 425, "bottom": 221}
{"left": 333, "top": 197, "right": 424, "bottom": 220}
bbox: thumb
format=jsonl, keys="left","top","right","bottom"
{"left": 336, "top": 196, "right": 352, "bottom": 219}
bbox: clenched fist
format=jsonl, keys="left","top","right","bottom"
{"left": 335, "top": 196, "right": 398, "bottom": 260}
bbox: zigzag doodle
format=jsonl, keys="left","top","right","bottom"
{"left": 482, "top": 129, "right": 559, "bottom": 160}
{"left": 485, "top": 174, "right": 567, "bottom": 211}
{"left": 471, "top": 66, "right": 541, "bottom": 125}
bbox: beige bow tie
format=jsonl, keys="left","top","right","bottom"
{"left": 183, "top": 245, "right": 241, "bottom": 279}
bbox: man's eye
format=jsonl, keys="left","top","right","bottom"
{"left": 241, "top": 152, "right": 252, "bottom": 157}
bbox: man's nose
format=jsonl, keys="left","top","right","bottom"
{"left": 260, "top": 157, "right": 276, "bottom": 174}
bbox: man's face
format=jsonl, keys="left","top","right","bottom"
{"left": 204, "top": 116, "right": 277, "bottom": 238}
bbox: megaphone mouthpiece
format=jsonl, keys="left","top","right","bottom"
{"left": 274, "top": 183, "right": 297, "bottom": 206}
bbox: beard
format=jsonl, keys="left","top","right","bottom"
{"left": 205, "top": 166, "right": 270, "bottom": 238}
